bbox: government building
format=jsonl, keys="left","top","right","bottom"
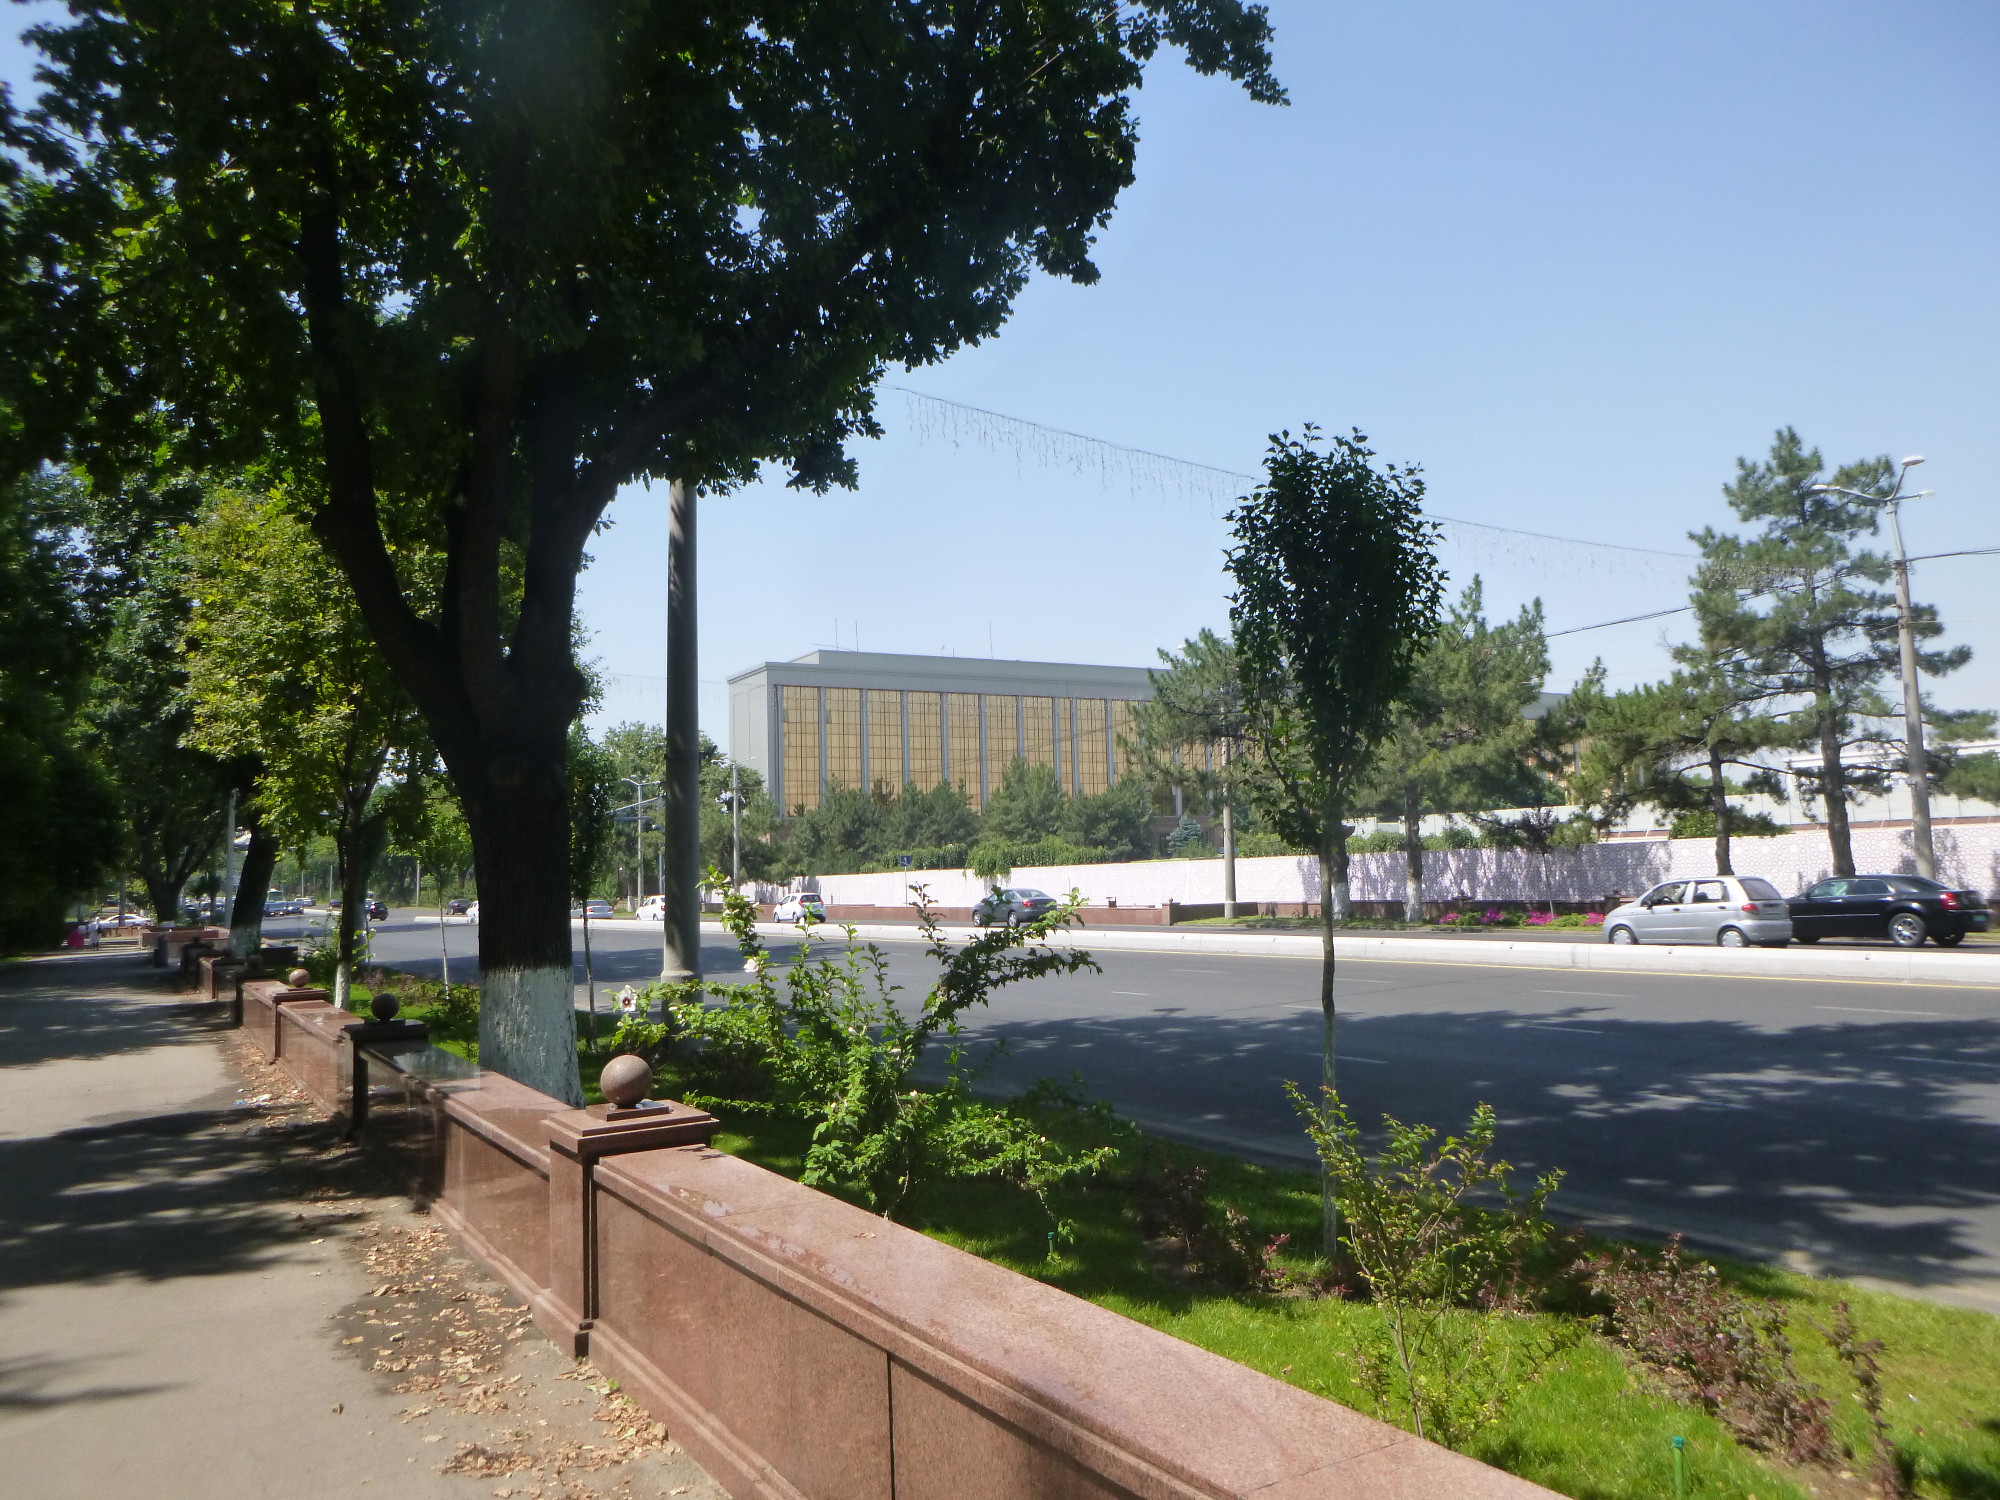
{"left": 728, "top": 650, "right": 1155, "bottom": 814}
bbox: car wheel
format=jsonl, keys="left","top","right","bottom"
{"left": 972, "top": 912, "right": 988, "bottom": 928}
{"left": 1607, "top": 925, "right": 1636, "bottom": 945}
{"left": 1935, "top": 929, "right": 1965, "bottom": 947}
{"left": 1888, "top": 912, "right": 1927, "bottom": 949}
{"left": 1006, "top": 912, "right": 1020, "bottom": 929}
{"left": 1717, "top": 926, "right": 1747, "bottom": 948}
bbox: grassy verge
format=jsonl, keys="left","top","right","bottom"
{"left": 349, "top": 971, "right": 2000, "bottom": 1500}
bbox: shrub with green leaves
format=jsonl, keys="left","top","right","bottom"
{"left": 1290, "top": 1087, "right": 1576, "bottom": 1449}
{"left": 660, "top": 876, "right": 1116, "bottom": 1228}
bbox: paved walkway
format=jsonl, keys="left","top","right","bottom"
{"left": 0, "top": 950, "right": 724, "bottom": 1500}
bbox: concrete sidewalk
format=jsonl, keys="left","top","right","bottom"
{"left": 0, "top": 950, "right": 722, "bottom": 1500}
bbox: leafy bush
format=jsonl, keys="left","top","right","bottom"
{"left": 1129, "top": 1143, "right": 1291, "bottom": 1291}
{"left": 658, "top": 876, "right": 1116, "bottom": 1227}
{"left": 1290, "top": 1088, "right": 1575, "bottom": 1449}
{"left": 1581, "top": 1234, "right": 1834, "bottom": 1466}
{"left": 1165, "top": 813, "right": 1208, "bottom": 858}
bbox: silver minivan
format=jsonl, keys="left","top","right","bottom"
{"left": 1604, "top": 876, "right": 1793, "bottom": 947}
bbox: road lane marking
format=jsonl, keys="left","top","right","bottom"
{"left": 1524, "top": 1023, "right": 1604, "bottom": 1034}
{"left": 1532, "top": 988, "right": 1632, "bottom": 999}
{"left": 1110, "top": 991, "right": 1151, "bottom": 997}
{"left": 1173, "top": 968, "right": 1229, "bottom": 974}
{"left": 1340, "top": 1056, "right": 1389, "bottom": 1065}
{"left": 1897, "top": 1055, "right": 2000, "bottom": 1070}
{"left": 1817, "top": 1006, "right": 1946, "bottom": 1017}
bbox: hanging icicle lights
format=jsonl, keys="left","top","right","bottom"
{"left": 894, "top": 387, "right": 1798, "bottom": 605}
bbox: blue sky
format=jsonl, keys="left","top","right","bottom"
{"left": 8, "top": 3, "right": 1997, "bottom": 748}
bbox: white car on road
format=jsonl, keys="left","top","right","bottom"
{"left": 636, "top": 895, "right": 666, "bottom": 922}
{"left": 774, "top": 893, "right": 826, "bottom": 925}
{"left": 1603, "top": 876, "right": 1793, "bottom": 948}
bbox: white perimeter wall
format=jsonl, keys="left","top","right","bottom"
{"left": 749, "top": 824, "right": 2000, "bottom": 909}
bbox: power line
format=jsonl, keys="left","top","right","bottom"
{"left": 892, "top": 385, "right": 1698, "bottom": 566}
{"left": 1548, "top": 606, "right": 1690, "bottom": 638}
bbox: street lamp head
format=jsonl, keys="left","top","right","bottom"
{"left": 1900, "top": 455, "right": 1925, "bottom": 468}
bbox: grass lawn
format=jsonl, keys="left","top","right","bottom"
{"left": 359, "top": 977, "right": 2000, "bottom": 1500}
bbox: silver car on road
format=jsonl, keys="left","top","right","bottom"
{"left": 1603, "top": 875, "right": 1793, "bottom": 948}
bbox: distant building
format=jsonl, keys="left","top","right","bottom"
{"left": 728, "top": 650, "right": 1154, "bottom": 814}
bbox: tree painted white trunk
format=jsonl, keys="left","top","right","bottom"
{"left": 480, "top": 966, "right": 585, "bottom": 1106}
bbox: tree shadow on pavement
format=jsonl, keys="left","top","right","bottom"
{"left": 0, "top": 955, "right": 221, "bottom": 1069}
{"left": 943, "top": 1003, "right": 2000, "bottom": 1299}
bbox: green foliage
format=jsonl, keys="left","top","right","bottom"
{"left": 0, "top": 469, "right": 121, "bottom": 947}
{"left": 1228, "top": 428, "right": 1449, "bottom": 861}
{"left": 1941, "top": 750, "right": 2000, "bottom": 804}
{"left": 979, "top": 759, "right": 1069, "bottom": 843}
{"left": 1165, "top": 814, "right": 1209, "bottom": 857}
{"left": 1127, "top": 628, "right": 1265, "bottom": 821}
{"left": 1667, "top": 809, "right": 1783, "bottom": 840}
{"left": 567, "top": 725, "right": 618, "bottom": 905}
{"left": 661, "top": 876, "right": 1113, "bottom": 1226}
{"left": 1290, "top": 1087, "right": 1575, "bottom": 1449}
{"left": 1689, "top": 428, "right": 1981, "bottom": 869}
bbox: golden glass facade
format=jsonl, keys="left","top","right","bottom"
{"left": 1074, "top": 698, "right": 1110, "bottom": 795}
{"left": 986, "top": 695, "right": 1019, "bottom": 783}
{"left": 1110, "top": 698, "right": 1140, "bottom": 783}
{"left": 824, "top": 687, "right": 861, "bottom": 792}
{"left": 769, "top": 681, "right": 1145, "bottom": 817}
{"left": 1021, "top": 696, "right": 1055, "bottom": 773}
{"left": 947, "top": 694, "right": 981, "bottom": 805}
{"left": 908, "top": 692, "right": 943, "bottom": 791}
{"left": 781, "top": 685, "right": 820, "bottom": 812}
{"left": 866, "top": 689, "right": 901, "bottom": 792}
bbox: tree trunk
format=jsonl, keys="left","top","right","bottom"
{"left": 438, "top": 878, "right": 451, "bottom": 995}
{"left": 1708, "top": 742, "right": 1733, "bottom": 876}
{"left": 1814, "top": 688, "right": 1854, "bottom": 876}
{"left": 463, "top": 764, "right": 583, "bottom": 1105}
{"left": 1325, "top": 818, "right": 1353, "bottom": 920}
{"left": 333, "top": 795, "right": 365, "bottom": 1012}
{"left": 1220, "top": 783, "right": 1237, "bottom": 920}
{"left": 227, "top": 813, "right": 280, "bottom": 957}
{"left": 1401, "top": 782, "right": 1424, "bottom": 924}
{"left": 661, "top": 478, "right": 703, "bottom": 979}
{"left": 142, "top": 872, "right": 184, "bottom": 928}
{"left": 1317, "top": 796, "right": 1343, "bottom": 1257}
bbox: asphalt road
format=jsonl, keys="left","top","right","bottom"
{"left": 329, "top": 910, "right": 2000, "bottom": 1309}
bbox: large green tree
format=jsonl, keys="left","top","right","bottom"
{"left": 1228, "top": 427, "right": 1446, "bottom": 1252}
{"left": 1697, "top": 429, "right": 1977, "bottom": 876}
{"left": 10, "top": 1, "right": 1279, "bottom": 1103}
{"left": 0, "top": 469, "right": 121, "bottom": 948}
{"left": 179, "top": 487, "right": 427, "bottom": 1007}
{"left": 1362, "top": 580, "right": 1547, "bottom": 921}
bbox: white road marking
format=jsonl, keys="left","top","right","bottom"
{"left": 1898, "top": 1055, "right": 2000, "bottom": 1070}
{"left": 1110, "top": 991, "right": 1151, "bottom": 997}
{"left": 1340, "top": 1056, "right": 1389, "bottom": 1065}
{"left": 1817, "top": 1006, "right": 1945, "bottom": 1017}
{"left": 1173, "top": 968, "right": 1229, "bottom": 974}
{"left": 1525, "top": 1023, "right": 1605, "bottom": 1034}
{"left": 1532, "top": 989, "right": 1632, "bottom": 999}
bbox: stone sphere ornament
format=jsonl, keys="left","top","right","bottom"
{"left": 600, "top": 1054, "right": 653, "bottom": 1109}
{"left": 287, "top": 968, "right": 311, "bottom": 988}
{"left": 370, "top": 992, "right": 400, "bottom": 1022}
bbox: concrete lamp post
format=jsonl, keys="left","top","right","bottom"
{"left": 1810, "top": 456, "right": 1938, "bottom": 878}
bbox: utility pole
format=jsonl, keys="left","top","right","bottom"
{"left": 622, "top": 776, "right": 653, "bottom": 910}
{"left": 1812, "top": 456, "right": 1936, "bottom": 878}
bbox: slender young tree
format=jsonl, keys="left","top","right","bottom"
{"left": 10, "top": 3, "right": 1280, "bottom": 1102}
{"left": 1128, "top": 629, "right": 1256, "bottom": 916}
{"left": 1228, "top": 427, "right": 1446, "bottom": 1254}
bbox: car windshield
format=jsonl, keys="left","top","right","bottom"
{"left": 1738, "top": 878, "right": 1783, "bottom": 901}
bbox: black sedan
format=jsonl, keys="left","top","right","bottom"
{"left": 1787, "top": 875, "right": 1992, "bottom": 948}
{"left": 972, "top": 887, "right": 1061, "bottom": 928}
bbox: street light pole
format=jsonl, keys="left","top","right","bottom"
{"left": 1812, "top": 457, "right": 1936, "bottom": 878}
{"left": 621, "top": 776, "right": 653, "bottom": 909}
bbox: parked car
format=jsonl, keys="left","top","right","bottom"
{"left": 972, "top": 887, "right": 1061, "bottom": 929}
{"left": 636, "top": 894, "right": 666, "bottom": 922}
{"left": 1786, "top": 874, "right": 1991, "bottom": 948}
{"left": 466, "top": 900, "right": 480, "bottom": 924}
{"left": 774, "top": 892, "right": 825, "bottom": 925}
{"left": 445, "top": 898, "right": 471, "bottom": 916}
{"left": 1603, "top": 876, "right": 1793, "bottom": 948}
{"left": 572, "top": 899, "right": 616, "bottom": 921}
{"left": 263, "top": 895, "right": 306, "bottom": 917}
{"left": 365, "top": 896, "right": 389, "bottom": 922}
